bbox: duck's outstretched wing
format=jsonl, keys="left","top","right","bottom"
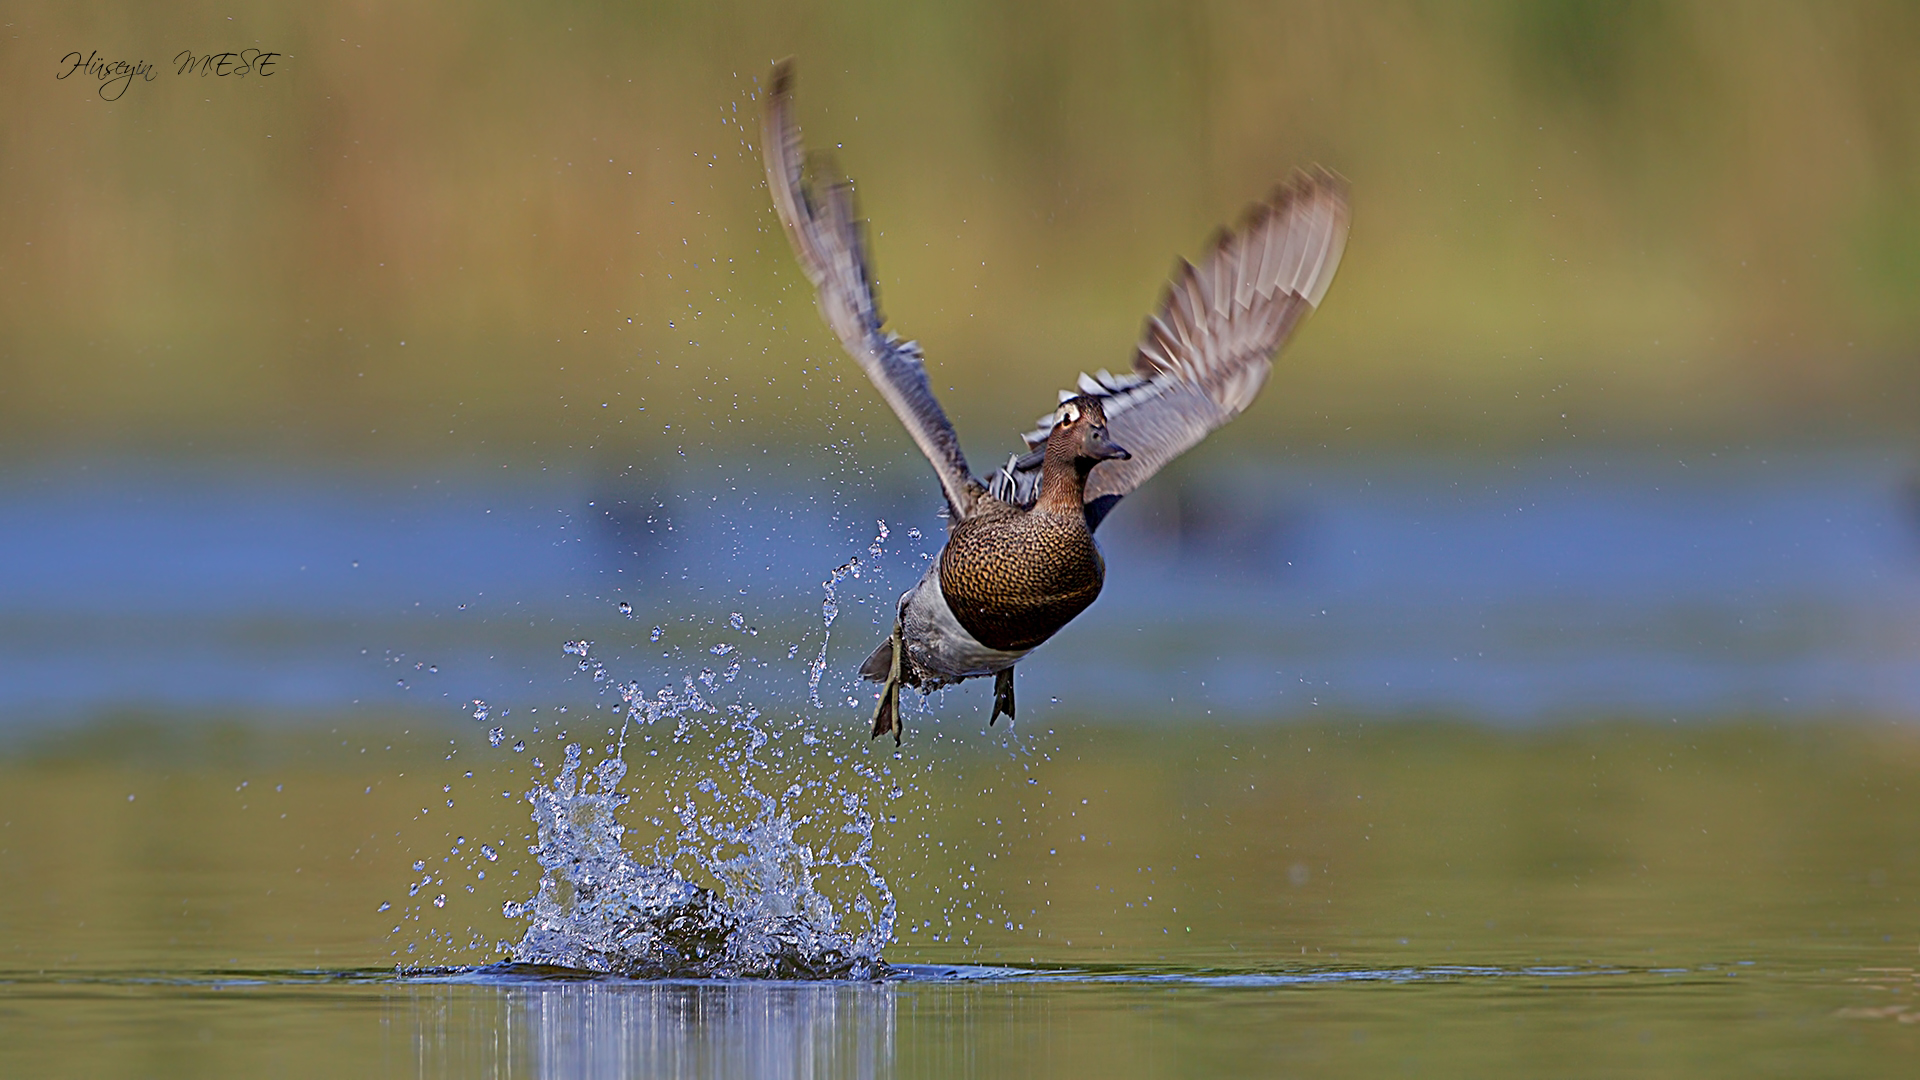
{"left": 762, "top": 60, "right": 982, "bottom": 521}
{"left": 988, "top": 169, "right": 1349, "bottom": 529}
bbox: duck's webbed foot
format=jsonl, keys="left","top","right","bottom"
{"left": 990, "top": 667, "right": 1016, "bottom": 725}
{"left": 869, "top": 621, "right": 904, "bottom": 745}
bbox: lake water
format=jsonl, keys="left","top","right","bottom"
{"left": 2, "top": 451, "right": 1917, "bottom": 1076}
{"left": 5, "top": 719, "right": 1919, "bottom": 1076}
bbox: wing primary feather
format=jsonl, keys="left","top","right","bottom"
{"left": 762, "top": 61, "right": 981, "bottom": 519}
{"left": 994, "top": 167, "right": 1349, "bottom": 523}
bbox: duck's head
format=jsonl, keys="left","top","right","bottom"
{"left": 1047, "top": 395, "right": 1131, "bottom": 466}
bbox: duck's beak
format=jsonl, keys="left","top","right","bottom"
{"left": 1087, "top": 426, "right": 1131, "bottom": 461}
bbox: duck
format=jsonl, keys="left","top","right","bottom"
{"left": 761, "top": 60, "right": 1350, "bottom": 743}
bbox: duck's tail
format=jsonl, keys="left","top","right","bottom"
{"left": 859, "top": 635, "right": 893, "bottom": 682}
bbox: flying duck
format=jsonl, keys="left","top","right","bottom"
{"left": 761, "top": 60, "right": 1350, "bottom": 743}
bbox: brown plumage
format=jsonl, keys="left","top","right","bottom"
{"left": 940, "top": 400, "right": 1117, "bottom": 653}
{"left": 939, "top": 502, "right": 1105, "bottom": 653}
{"left": 761, "top": 59, "right": 1350, "bottom": 742}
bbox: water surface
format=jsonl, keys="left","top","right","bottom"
{"left": 3, "top": 717, "right": 1916, "bottom": 1076}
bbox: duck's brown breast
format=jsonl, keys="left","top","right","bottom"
{"left": 938, "top": 504, "right": 1105, "bottom": 652}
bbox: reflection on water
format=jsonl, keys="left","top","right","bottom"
{"left": 403, "top": 963, "right": 1661, "bottom": 1078}
{"left": 514, "top": 979, "right": 892, "bottom": 1079}
{"left": 390, "top": 975, "right": 897, "bottom": 1079}
{"left": 2, "top": 452, "right": 1917, "bottom": 726}
{"left": 0, "top": 960, "right": 1887, "bottom": 1078}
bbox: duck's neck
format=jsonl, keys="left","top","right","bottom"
{"left": 1035, "top": 455, "right": 1092, "bottom": 517}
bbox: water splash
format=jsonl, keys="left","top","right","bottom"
{"left": 807, "top": 520, "right": 891, "bottom": 711}
{"left": 500, "top": 649, "right": 894, "bottom": 979}
{"left": 808, "top": 556, "right": 859, "bottom": 710}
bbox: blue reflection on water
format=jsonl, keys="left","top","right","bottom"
{"left": 1, "top": 451, "right": 1915, "bottom": 725}
{"left": 507, "top": 978, "right": 894, "bottom": 1079}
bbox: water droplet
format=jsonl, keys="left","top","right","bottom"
{"left": 513, "top": 741, "right": 526, "bottom": 753}
{"left": 489, "top": 727, "right": 506, "bottom": 747}
{"left": 710, "top": 643, "right": 733, "bottom": 655}
{"left": 650, "top": 626, "right": 664, "bottom": 642}
{"left": 412, "top": 861, "right": 426, "bottom": 872}
{"left": 409, "top": 883, "right": 421, "bottom": 897}
{"left": 377, "top": 901, "right": 390, "bottom": 912}
{"left": 618, "top": 601, "right": 634, "bottom": 617}
{"left": 433, "top": 894, "right": 447, "bottom": 908}
{"left": 729, "top": 612, "right": 745, "bottom": 631}
{"left": 563, "top": 640, "right": 592, "bottom": 658}
{"left": 481, "top": 844, "right": 498, "bottom": 862}
{"left": 471, "top": 700, "right": 489, "bottom": 723}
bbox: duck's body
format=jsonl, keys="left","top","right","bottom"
{"left": 869, "top": 496, "right": 1100, "bottom": 692}
{"left": 761, "top": 60, "right": 1350, "bottom": 742}
{"left": 937, "top": 489, "right": 1104, "bottom": 656}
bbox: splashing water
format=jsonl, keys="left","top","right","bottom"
{"left": 808, "top": 557, "right": 859, "bottom": 710}
{"left": 499, "top": 640, "right": 895, "bottom": 979}
{"left": 807, "top": 520, "right": 891, "bottom": 711}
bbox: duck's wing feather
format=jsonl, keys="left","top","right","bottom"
{"left": 762, "top": 60, "right": 981, "bottom": 520}
{"left": 987, "top": 168, "right": 1349, "bottom": 529}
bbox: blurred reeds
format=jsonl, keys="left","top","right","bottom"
{"left": 2, "top": 1, "right": 1916, "bottom": 462}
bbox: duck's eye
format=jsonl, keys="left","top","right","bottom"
{"left": 1057, "top": 402, "right": 1081, "bottom": 425}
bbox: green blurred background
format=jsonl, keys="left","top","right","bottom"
{"left": 5, "top": 0, "right": 1917, "bottom": 466}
